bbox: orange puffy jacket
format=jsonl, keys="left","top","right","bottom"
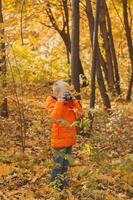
{"left": 46, "top": 96, "right": 82, "bottom": 148}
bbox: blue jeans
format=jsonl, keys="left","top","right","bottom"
{"left": 51, "top": 146, "right": 72, "bottom": 189}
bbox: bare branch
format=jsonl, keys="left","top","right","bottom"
{"left": 40, "top": 21, "right": 54, "bottom": 29}
{"left": 46, "top": 3, "right": 61, "bottom": 33}
{"left": 20, "top": 0, "right": 26, "bottom": 45}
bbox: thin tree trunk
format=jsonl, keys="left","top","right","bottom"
{"left": 71, "top": 0, "right": 81, "bottom": 99}
{"left": 104, "top": 0, "right": 121, "bottom": 95}
{"left": 97, "top": 63, "right": 111, "bottom": 108}
{"left": 99, "top": 0, "right": 115, "bottom": 91}
{"left": 89, "top": 0, "right": 100, "bottom": 126}
{"left": 86, "top": 0, "right": 108, "bottom": 85}
{"left": 62, "top": 0, "right": 70, "bottom": 65}
{"left": 127, "top": 73, "right": 133, "bottom": 100}
{"left": 0, "top": 0, "right": 8, "bottom": 117}
{"left": 86, "top": 0, "right": 111, "bottom": 108}
{"left": 46, "top": 1, "right": 86, "bottom": 85}
{"left": 60, "top": 31, "right": 84, "bottom": 77}
{"left": 122, "top": 0, "right": 133, "bottom": 100}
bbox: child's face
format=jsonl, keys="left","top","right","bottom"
{"left": 56, "top": 86, "right": 70, "bottom": 98}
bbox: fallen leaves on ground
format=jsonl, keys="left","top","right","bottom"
{"left": 0, "top": 87, "right": 132, "bottom": 200}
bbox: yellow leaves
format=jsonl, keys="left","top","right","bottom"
{"left": 98, "top": 174, "right": 115, "bottom": 184}
{"left": 33, "top": 165, "right": 48, "bottom": 174}
{"left": 31, "top": 166, "right": 49, "bottom": 183}
{"left": 6, "top": 147, "right": 15, "bottom": 157}
{"left": 66, "top": 190, "right": 76, "bottom": 200}
{"left": 0, "top": 164, "right": 13, "bottom": 177}
{"left": 80, "top": 143, "right": 93, "bottom": 157}
{"left": 0, "top": 23, "right": 4, "bottom": 29}
{"left": 128, "top": 172, "right": 133, "bottom": 185}
{"left": 70, "top": 178, "right": 82, "bottom": 187}
{"left": 6, "top": 190, "right": 21, "bottom": 198}
{"left": 39, "top": 186, "right": 52, "bottom": 195}
{"left": 14, "top": 152, "right": 28, "bottom": 163}
{"left": 12, "top": 41, "right": 32, "bottom": 59}
{"left": 6, "top": 189, "right": 35, "bottom": 199}
{"left": 0, "top": 191, "right": 8, "bottom": 200}
{"left": 105, "top": 194, "right": 116, "bottom": 200}
{"left": 28, "top": 35, "right": 38, "bottom": 46}
{"left": 128, "top": 154, "right": 133, "bottom": 161}
{"left": 24, "top": 191, "right": 35, "bottom": 200}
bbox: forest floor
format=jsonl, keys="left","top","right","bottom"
{"left": 0, "top": 84, "right": 133, "bottom": 200}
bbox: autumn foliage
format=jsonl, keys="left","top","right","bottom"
{"left": 0, "top": 0, "right": 133, "bottom": 199}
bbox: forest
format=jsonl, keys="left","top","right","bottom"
{"left": 0, "top": 0, "right": 133, "bottom": 199}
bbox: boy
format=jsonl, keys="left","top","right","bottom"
{"left": 45, "top": 80, "right": 82, "bottom": 190}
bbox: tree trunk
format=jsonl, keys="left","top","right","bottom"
{"left": 89, "top": 0, "right": 100, "bottom": 113}
{"left": 127, "top": 72, "right": 133, "bottom": 100}
{"left": 46, "top": 1, "right": 86, "bottom": 86}
{"left": 99, "top": 0, "right": 115, "bottom": 91}
{"left": 0, "top": 0, "right": 8, "bottom": 117}
{"left": 60, "top": 30, "right": 84, "bottom": 77}
{"left": 104, "top": 0, "right": 121, "bottom": 95}
{"left": 97, "top": 63, "right": 111, "bottom": 108}
{"left": 86, "top": 0, "right": 111, "bottom": 108}
{"left": 122, "top": 0, "right": 133, "bottom": 100}
{"left": 62, "top": 0, "right": 70, "bottom": 64}
{"left": 86, "top": 0, "right": 109, "bottom": 85}
{"left": 71, "top": 0, "right": 81, "bottom": 99}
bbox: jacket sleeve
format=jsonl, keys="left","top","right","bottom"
{"left": 73, "top": 100, "right": 83, "bottom": 119}
{"left": 45, "top": 96, "right": 64, "bottom": 120}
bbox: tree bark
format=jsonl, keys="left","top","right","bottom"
{"left": 99, "top": 0, "right": 115, "bottom": 91}
{"left": 122, "top": 0, "right": 133, "bottom": 100}
{"left": 59, "top": 30, "right": 84, "bottom": 76}
{"left": 71, "top": 0, "right": 81, "bottom": 99}
{"left": 97, "top": 63, "right": 111, "bottom": 108}
{"left": 62, "top": 0, "right": 70, "bottom": 64}
{"left": 86, "top": 0, "right": 111, "bottom": 108}
{"left": 45, "top": 1, "right": 86, "bottom": 84}
{"left": 86, "top": 0, "right": 108, "bottom": 81}
{"left": 104, "top": 0, "right": 121, "bottom": 95}
{"left": 89, "top": 0, "right": 99, "bottom": 111}
{"left": 0, "top": 0, "right": 8, "bottom": 117}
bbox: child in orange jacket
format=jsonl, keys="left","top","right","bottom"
{"left": 46, "top": 80, "right": 82, "bottom": 190}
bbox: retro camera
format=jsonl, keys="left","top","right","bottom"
{"left": 62, "top": 91, "right": 73, "bottom": 102}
